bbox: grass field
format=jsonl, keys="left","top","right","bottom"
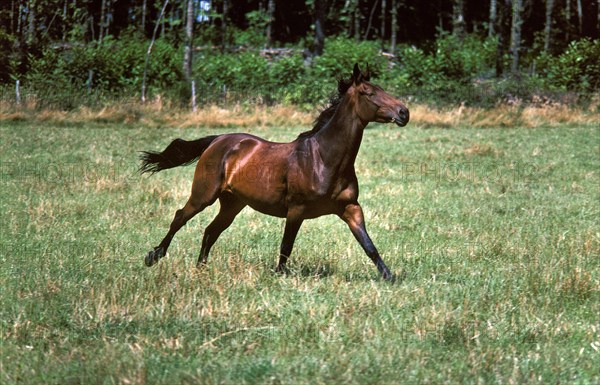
{"left": 1, "top": 117, "right": 599, "bottom": 384}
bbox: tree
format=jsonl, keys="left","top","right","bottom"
{"left": 381, "top": 0, "right": 386, "bottom": 48}
{"left": 183, "top": 0, "right": 193, "bottom": 81}
{"left": 313, "top": 0, "right": 326, "bottom": 56}
{"left": 363, "top": 0, "right": 379, "bottom": 40}
{"left": 390, "top": 0, "right": 397, "bottom": 53}
{"left": 510, "top": 0, "right": 523, "bottom": 75}
{"left": 354, "top": 0, "right": 360, "bottom": 40}
{"left": 577, "top": 0, "right": 582, "bottom": 35}
{"left": 222, "top": 0, "right": 229, "bottom": 51}
{"left": 266, "top": 0, "right": 275, "bottom": 47}
{"left": 452, "top": 0, "right": 466, "bottom": 39}
{"left": 544, "top": 0, "right": 555, "bottom": 52}
{"left": 489, "top": 0, "right": 497, "bottom": 37}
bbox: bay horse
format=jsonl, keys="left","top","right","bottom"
{"left": 140, "top": 63, "right": 409, "bottom": 281}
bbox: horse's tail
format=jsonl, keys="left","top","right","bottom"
{"left": 139, "top": 135, "right": 220, "bottom": 175}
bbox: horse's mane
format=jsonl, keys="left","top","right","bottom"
{"left": 296, "top": 76, "right": 353, "bottom": 139}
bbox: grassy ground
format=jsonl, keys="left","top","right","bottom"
{"left": 0, "top": 118, "right": 598, "bottom": 384}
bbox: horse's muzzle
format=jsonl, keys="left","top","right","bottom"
{"left": 393, "top": 108, "right": 409, "bottom": 127}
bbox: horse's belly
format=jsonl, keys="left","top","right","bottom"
{"left": 226, "top": 169, "right": 288, "bottom": 218}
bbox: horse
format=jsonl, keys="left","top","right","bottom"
{"left": 139, "top": 63, "right": 409, "bottom": 281}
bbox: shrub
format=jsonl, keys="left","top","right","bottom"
{"left": 313, "top": 36, "right": 388, "bottom": 80}
{"left": 25, "top": 36, "right": 180, "bottom": 99}
{"left": 434, "top": 33, "right": 496, "bottom": 81}
{"left": 540, "top": 39, "right": 600, "bottom": 93}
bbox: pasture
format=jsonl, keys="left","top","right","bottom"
{"left": 1, "top": 118, "right": 598, "bottom": 384}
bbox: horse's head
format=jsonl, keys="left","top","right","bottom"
{"left": 349, "top": 63, "right": 409, "bottom": 127}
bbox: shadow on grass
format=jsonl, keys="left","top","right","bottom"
{"left": 286, "top": 261, "right": 406, "bottom": 284}
{"left": 287, "top": 261, "right": 337, "bottom": 279}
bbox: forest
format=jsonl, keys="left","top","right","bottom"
{"left": 0, "top": 0, "right": 599, "bottom": 108}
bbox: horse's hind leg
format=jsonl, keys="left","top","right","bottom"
{"left": 145, "top": 199, "right": 204, "bottom": 266}
{"left": 197, "top": 193, "right": 245, "bottom": 267}
{"left": 145, "top": 181, "right": 221, "bottom": 267}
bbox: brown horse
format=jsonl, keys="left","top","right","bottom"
{"left": 140, "top": 63, "right": 409, "bottom": 281}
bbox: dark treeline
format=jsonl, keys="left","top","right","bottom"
{"left": 0, "top": 1, "right": 599, "bottom": 107}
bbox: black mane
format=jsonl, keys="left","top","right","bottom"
{"left": 296, "top": 76, "right": 353, "bottom": 139}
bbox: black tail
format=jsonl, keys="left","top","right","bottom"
{"left": 139, "top": 135, "right": 220, "bottom": 175}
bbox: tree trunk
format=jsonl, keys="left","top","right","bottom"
{"left": 510, "top": 0, "right": 523, "bottom": 75}
{"left": 390, "top": 0, "right": 397, "bottom": 53}
{"left": 344, "top": 0, "right": 352, "bottom": 37}
{"left": 543, "top": 0, "right": 554, "bottom": 52}
{"left": 354, "top": 0, "right": 360, "bottom": 41}
{"left": 141, "top": 0, "right": 147, "bottom": 33}
{"left": 27, "top": 0, "right": 36, "bottom": 45}
{"left": 452, "top": 0, "right": 466, "bottom": 39}
{"left": 495, "top": 0, "right": 511, "bottom": 77}
{"left": 363, "top": 0, "right": 379, "bottom": 40}
{"left": 183, "top": 0, "right": 194, "bottom": 81}
{"left": 99, "top": 0, "right": 106, "bottom": 42}
{"left": 313, "top": 0, "right": 325, "bottom": 56}
{"left": 266, "top": 0, "right": 275, "bottom": 48}
{"left": 489, "top": 0, "right": 497, "bottom": 37}
{"left": 17, "top": 0, "right": 22, "bottom": 37}
{"left": 576, "top": 0, "right": 582, "bottom": 35}
{"left": 62, "top": 0, "right": 68, "bottom": 41}
{"left": 566, "top": 0, "right": 571, "bottom": 41}
{"left": 381, "top": 0, "right": 386, "bottom": 48}
{"left": 222, "top": 0, "right": 229, "bottom": 51}
{"left": 142, "top": 0, "right": 169, "bottom": 103}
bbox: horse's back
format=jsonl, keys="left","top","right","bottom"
{"left": 194, "top": 132, "right": 297, "bottom": 217}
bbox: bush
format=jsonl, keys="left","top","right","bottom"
{"left": 313, "top": 36, "right": 388, "bottom": 80}
{"left": 540, "top": 39, "right": 600, "bottom": 93}
{"left": 25, "top": 36, "right": 180, "bottom": 102}
{"left": 194, "top": 51, "right": 272, "bottom": 104}
{"left": 434, "top": 34, "right": 496, "bottom": 81}
{"left": 389, "top": 34, "right": 497, "bottom": 105}
{"left": 8, "top": 32, "right": 598, "bottom": 110}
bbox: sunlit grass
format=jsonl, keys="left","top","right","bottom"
{"left": 0, "top": 119, "right": 598, "bottom": 384}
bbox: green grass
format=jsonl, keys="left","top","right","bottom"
{"left": 1, "top": 121, "right": 598, "bottom": 385}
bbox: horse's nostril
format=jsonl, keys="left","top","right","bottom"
{"left": 399, "top": 109, "right": 409, "bottom": 122}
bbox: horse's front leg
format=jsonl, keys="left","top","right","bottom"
{"left": 276, "top": 213, "right": 304, "bottom": 274}
{"left": 339, "top": 203, "right": 394, "bottom": 281}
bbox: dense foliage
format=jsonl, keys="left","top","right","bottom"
{"left": 0, "top": 1, "right": 598, "bottom": 108}
{"left": 4, "top": 34, "right": 597, "bottom": 109}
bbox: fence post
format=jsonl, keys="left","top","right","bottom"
{"left": 15, "top": 80, "right": 21, "bottom": 105}
{"left": 87, "top": 70, "right": 93, "bottom": 95}
{"left": 191, "top": 80, "right": 197, "bottom": 112}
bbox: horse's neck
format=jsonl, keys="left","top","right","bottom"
{"left": 314, "top": 100, "right": 367, "bottom": 172}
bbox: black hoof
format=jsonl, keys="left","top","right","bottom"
{"left": 144, "top": 247, "right": 165, "bottom": 267}
{"left": 383, "top": 269, "right": 405, "bottom": 283}
{"left": 383, "top": 272, "right": 396, "bottom": 283}
{"left": 275, "top": 264, "right": 289, "bottom": 275}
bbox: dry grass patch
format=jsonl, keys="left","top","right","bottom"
{"left": 2, "top": 100, "right": 598, "bottom": 129}
{"left": 170, "top": 105, "right": 314, "bottom": 129}
{"left": 409, "top": 103, "right": 600, "bottom": 128}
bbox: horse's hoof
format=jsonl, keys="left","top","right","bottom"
{"left": 381, "top": 269, "right": 396, "bottom": 283}
{"left": 144, "top": 247, "right": 164, "bottom": 267}
{"left": 384, "top": 269, "right": 405, "bottom": 283}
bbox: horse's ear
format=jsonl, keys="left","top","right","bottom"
{"left": 364, "top": 63, "right": 371, "bottom": 81}
{"left": 353, "top": 63, "right": 363, "bottom": 84}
